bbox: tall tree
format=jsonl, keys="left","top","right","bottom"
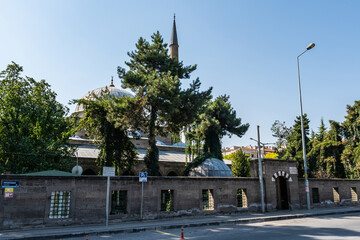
{"left": 0, "top": 62, "right": 74, "bottom": 174}
{"left": 308, "top": 120, "right": 345, "bottom": 178}
{"left": 75, "top": 92, "right": 137, "bottom": 175}
{"left": 341, "top": 100, "right": 360, "bottom": 178}
{"left": 196, "top": 95, "right": 249, "bottom": 160}
{"left": 317, "top": 118, "right": 327, "bottom": 142}
{"left": 282, "top": 114, "right": 311, "bottom": 177}
{"left": 117, "top": 32, "right": 212, "bottom": 175}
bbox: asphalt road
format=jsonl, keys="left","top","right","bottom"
{"left": 67, "top": 212, "right": 360, "bottom": 240}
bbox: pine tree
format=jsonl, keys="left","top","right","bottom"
{"left": 117, "top": 32, "right": 211, "bottom": 175}
{"left": 308, "top": 120, "right": 345, "bottom": 178}
{"left": 317, "top": 118, "right": 327, "bottom": 142}
{"left": 282, "top": 114, "right": 311, "bottom": 177}
{"left": 195, "top": 95, "right": 249, "bottom": 160}
{"left": 341, "top": 100, "right": 360, "bottom": 178}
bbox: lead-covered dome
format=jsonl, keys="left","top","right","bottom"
{"left": 189, "top": 158, "right": 233, "bottom": 177}
{"left": 74, "top": 79, "right": 134, "bottom": 113}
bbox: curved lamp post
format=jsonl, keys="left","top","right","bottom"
{"left": 297, "top": 42, "right": 315, "bottom": 210}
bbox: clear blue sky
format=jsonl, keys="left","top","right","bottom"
{"left": 1, "top": 0, "right": 360, "bottom": 148}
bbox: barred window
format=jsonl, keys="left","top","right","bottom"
{"left": 161, "top": 190, "right": 174, "bottom": 212}
{"left": 333, "top": 187, "right": 340, "bottom": 203}
{"left": 351, "top": 187, "right": 358, "bottom": 202}
{"left": 237, "top": 189, "right": 248, "bottom": 207}
{"left": 202, "top": 189, "right": 214, "bottom": 210}
{"left": 111, "top": 190, "right": 127, "bottom": 215}
{"left": 49, "top": 191, "right": 70, "bottom": 219}
{"left": 312, "top": 188, "right": 320, "bottom": 204}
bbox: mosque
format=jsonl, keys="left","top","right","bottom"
{"left": 70, "top": 17, "right": 233, "bottom": 177}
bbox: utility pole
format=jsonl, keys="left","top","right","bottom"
{"left": 256, "top": 126, "right": 265, "bottom": 213}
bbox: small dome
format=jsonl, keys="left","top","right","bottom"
{"left": 74, "top": 83, "right": 134, "bottom": 113}
{"left": 189, "top": 158, "right": 233, "bottom": 177}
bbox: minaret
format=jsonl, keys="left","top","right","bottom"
{"left": 169, "top": 14, "right": 179, "bottom": 60}
{"left": 109, "top": 76, "right": 115, "bottom": 87}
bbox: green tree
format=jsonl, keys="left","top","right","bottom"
{"left": 197, "top": 95, "right": 249, "bottom": 160}
{"left": 0, "top": 62, "right": 74, "bottom": 174}
{"left": 282, "top": 114, "right": 311, "bottom": 177}
{"left": 75, "top": 91, "right": 137, "bottom": 176}
{"left": 308, "top": 120, "right": 345, "bottom": 178}
{"left": 117, "top": 32, "right": 211, "bottom": 175}
{"left": 316, "top": 118, "right": 327, "bottom": 142}
{"left": 341, "top": 100, "right": 360, "bottom": 178}
{"left": 271, "top": 120, "right": 292, "bottom": 157}
{"left": 223, "top": 149, "right": 251, "bottom": 177}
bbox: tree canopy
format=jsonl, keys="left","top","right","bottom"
{"left": 223, "top": 149, "right": 251, "bottom": 177}
{"left": 0, "top": 62, "right": 74, "bottom": 174}
{"left": 117, "top": 32, "right": 212, "bottom": 175}
{"left": 75, "top": 91, "right": 137, "bottom": 175}
{"left": 281, "top": 114, "right": 310, "bottom": 177}
{"left": 308, "top": 120, "right": 345, "bottom": 178}
{"left": 273, "top": 99, "right": 360, "bottom": 179}
{"left": 196, "top": 95, "right": 249, "bottom": 160}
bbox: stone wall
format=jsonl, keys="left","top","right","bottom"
{"left": 0, "top": 175, "right": 260, "bottom": 230}
{"left": 251, "top": 159, "right": 300, "bottom": 210}
{"left": 298, "top": 178, "right": 360, "bottom": 207}
{"left": 2, "top": 159, "right": 360, "bottom": 230}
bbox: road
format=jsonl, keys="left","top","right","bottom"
{"left": 68, "top": 212, "right": 360, "bottom": 240}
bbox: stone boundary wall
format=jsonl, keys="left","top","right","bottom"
{"left": 2, "top": 175, "right": 360, "bottom": 230}
{"left": 0, "top": 175, "right": 260, "bottom": 230}
{"left": 299, "top": 178, "right": 360, "bottom": 207}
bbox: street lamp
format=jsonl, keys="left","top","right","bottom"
{"left": 297, "top": 42, "right": 315, "bottom": 210}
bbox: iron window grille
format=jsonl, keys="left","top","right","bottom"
{"left": 161, "top": 189, "right": 174, "bottom": 212}
{"left": 202, "top": 189, "right": 214, "bottom": 210}
{"left": 237, "top": 189, "right": 248, "bottom": 207}
{"left": 49, "top": 191, "right": 70, "bottom": 219}
{"left": 111, "top": 190, "right": 127, "bottom": 215}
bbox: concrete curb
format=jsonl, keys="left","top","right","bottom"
{"left": 5, "top": 208, "right": 360, "bottom": 240}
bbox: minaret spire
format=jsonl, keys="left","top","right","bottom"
{"left": 109, "top": 76, "right": 115, "bottom": 87}
{"left": 169, "top": 14, "right": 179, "bottom": 60}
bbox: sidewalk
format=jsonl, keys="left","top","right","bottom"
{"left": 1, "top": 206, "right": 360, "bottom": 240}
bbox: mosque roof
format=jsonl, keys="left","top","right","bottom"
{"left": 74, "top": 78, "right": 134, "bottom": 113}
{"left": 74, "top": 144, "right": 232, "bottom": 165}
{"left": 189, "top": 158, "right": 234, "bottom": 177}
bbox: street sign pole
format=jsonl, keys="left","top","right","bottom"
{"left": 106, "top": 176, "right": 110, "bottom": 227}
{"left": 139, "top": 172, "right": 147, "bottom": 220}
{"left": 140, "top": 181, "right": 144, "bottom": 220}
{"left": 103, "top": 167, "right": 115, "bottom": 228}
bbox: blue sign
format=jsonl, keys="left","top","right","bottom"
{"left": 139, "top": 172, "right": 147, "bottom": 183}
{"left": 2, "top": 181, "right": 19, "bottom": 188}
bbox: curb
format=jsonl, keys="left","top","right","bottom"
{"left": 5, "top": 209, "right": 360, "bottom": 240}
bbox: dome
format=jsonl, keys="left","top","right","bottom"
{"left": 74, "top": 80, "right": 134, "bottom": 113}
{"left": 189, "top": 158, "right": 233, "bottom": 177}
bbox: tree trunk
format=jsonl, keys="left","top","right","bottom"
{"left": 204, "top": 129, "right": 222, "bottom": 160}
{"left": 144, "top": 107, "right": 159, "bottom": 176}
